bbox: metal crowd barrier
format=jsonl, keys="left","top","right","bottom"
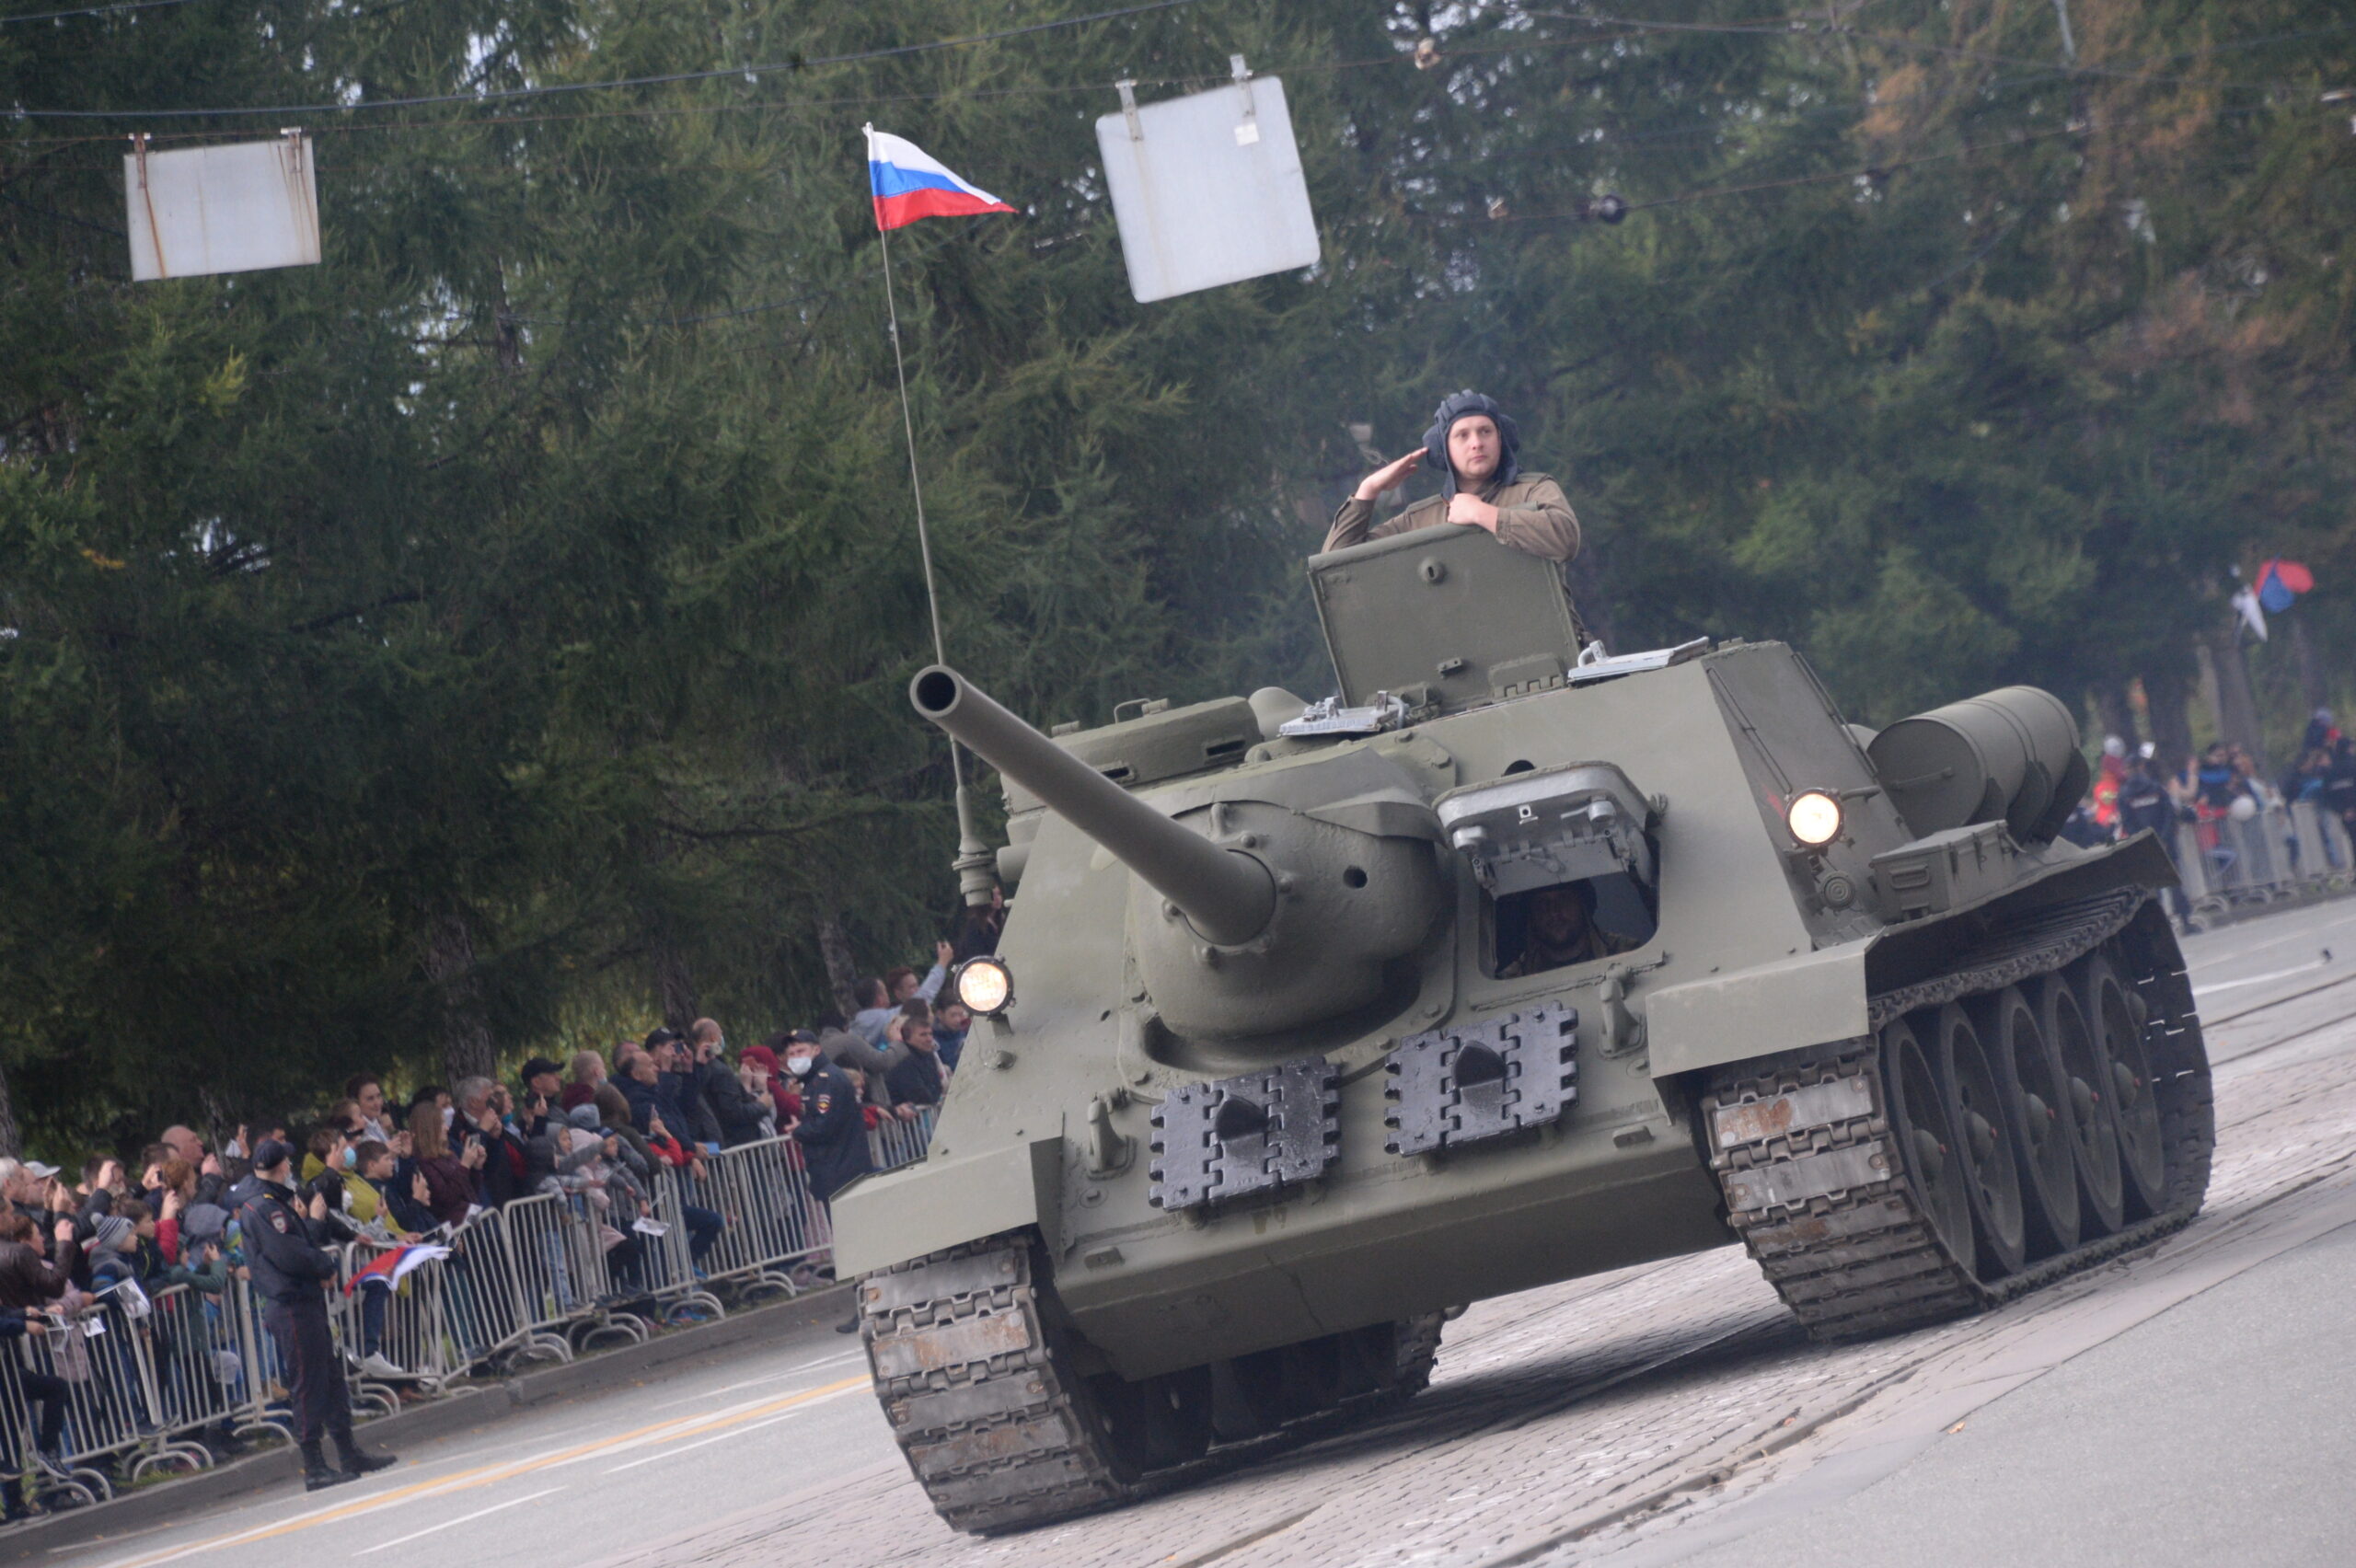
{"left": 870, "top": 1107, "right": 939, "bottom": 1171}
{"left": 2174, "top": 801, "right": 2356, "bottom": 916}
{"left": 689, "top": 1136, "right": 833, "bottom": 1297}
{"left": 1, "top": 1105, "right": 946, "bottom": 1507}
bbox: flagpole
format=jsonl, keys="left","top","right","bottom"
{"left": 872, "top": 130, "right": 997, "bottom": 909}
{"left": 876, "top": 224, "right": 948, "bottom": 674}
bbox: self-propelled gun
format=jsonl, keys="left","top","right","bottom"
{"left": 834, "top": 525, "right": 2213, "bottom": 1532}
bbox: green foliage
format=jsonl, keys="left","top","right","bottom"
{"left": 3, "top": 0, "right": 2352, "bottom": 1152}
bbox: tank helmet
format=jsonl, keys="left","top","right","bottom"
{"left": 1422, "top": 390, "right": 1520, "bottom": 496}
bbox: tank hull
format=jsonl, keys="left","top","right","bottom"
{"left": 836, "top": 641, "right": 2176, "bottom": 1377}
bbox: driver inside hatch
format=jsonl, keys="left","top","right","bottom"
{"left": 1501, "top": 881, "right": 1636, "bottom": 976}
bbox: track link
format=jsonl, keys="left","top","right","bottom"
{"left": 860, "top": 1238, "right": 1130, "bottom": 1532}
{"left": 860, "top": 1235, "right": 1446, "bottom": 1532}
{"left": 1704, "top": 893, "right": 2216, "bottom": 1341}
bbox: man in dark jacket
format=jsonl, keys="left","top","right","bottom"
{"left": 884, "top": 1015, "right": 946, "bottom": 1113}
{"left": 647, "top": 1028, "right": 716, "bottom": 1147}
{"left": 785, "top": 1036, "right": 876, "bottom": 1335}
{"left": 785, "top": 1039, "right": 872, "bottom": 1205}
{"left": 2118, "top": 753, "right": 2192, "bottom": 924}
{"left": 236, "top": 1141, "right": 398, "bottom": 1491}
{"left": 689, "top": 1019, "right": 767, "bottom": 1146}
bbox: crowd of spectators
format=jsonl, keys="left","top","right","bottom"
{"left": 2059, "top": 712, "right": 2356, "bottom": 924}
{"left": 0, "top": 903, "right": 1003, "bottom": 1522}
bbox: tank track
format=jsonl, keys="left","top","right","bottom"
{"left": 860, "top": 1234, "right": 1445, "bottom": 1533}
{"left": 1703, "top": 891, "right": 2215, "bottom": 1341}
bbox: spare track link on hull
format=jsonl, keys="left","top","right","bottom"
{"left": 1704, "top": 892, "right": 2215, "bottom": 1342}
{"left": 860, "top": 1234, "right": 1447, "bottom": 1533}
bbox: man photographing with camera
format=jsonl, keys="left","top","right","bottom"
{"left": 236, "top": 1139, "right": 398, "bottom": 1490}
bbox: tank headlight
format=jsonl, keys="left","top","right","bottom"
{"left": 953, "top": 956, "right": 1014, "bottom": 1016}
{"left": 1787, "top": 790, "right": 1844, "bottom": 847}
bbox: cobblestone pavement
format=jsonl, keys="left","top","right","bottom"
{"left": 604, "top": 980, "right": 2356, "bottom": 1568}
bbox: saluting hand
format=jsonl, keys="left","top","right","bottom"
{"left": 1352, "top": 449, "right": 1424, "bottom": 502}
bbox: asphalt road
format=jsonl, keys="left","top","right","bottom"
{"left": 35, "top": 895, "right": 2356, "bottom": 1568}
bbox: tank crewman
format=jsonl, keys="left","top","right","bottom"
{"left": 1501, "top": 882, "right": 1637, "bottom": 977}
{"left": 1324, "top": 391, "right": 1581, "bottom": 562}
{"left": 236, "top": 1139, "right": 398, "bottom": 1491}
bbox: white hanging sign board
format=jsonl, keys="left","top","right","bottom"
{"left": 124, "top": 133, "right": 321, "bottom": 282}
{"left": 1094, "top": 74, "right": 1318, "bottom": 304}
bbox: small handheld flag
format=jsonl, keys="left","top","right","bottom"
{"left": 2257, "top": 558, "right": 2316, "bottom": 616}
{"left": 865, "top": 125, "right": 1015, "bottom": 231}
{"left": 342, "top": 1243, "right": 451, "bottom": 1295}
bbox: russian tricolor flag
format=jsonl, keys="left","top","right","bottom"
{"left": 865, "top": 125, "right": 1016, "bottom": 232}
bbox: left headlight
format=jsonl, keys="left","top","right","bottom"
{"left": 953, "top": 956, "right": 1014, "bottom": 1016}
{"left": 1786, "top": 790, "right": 1843, "bottom": 847}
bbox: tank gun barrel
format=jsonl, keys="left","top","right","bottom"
{"left": 910, "top": 666, "right": 1276, "bottom": 946}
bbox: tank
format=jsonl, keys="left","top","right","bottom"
{"left": 837, "top": 525, "right": 2215, "bottom": 1534}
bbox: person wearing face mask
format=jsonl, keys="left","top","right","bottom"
{"left": 778, "top": 1030, "right": 874, "bottom": 1334}
{"left": 784, "top": 1032, "right": 872, "bottom": 1206}
{"left": 1323, "top": 390, "right": 1581, "bottom": 564}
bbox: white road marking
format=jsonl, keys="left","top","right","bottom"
{"left": 350, "top": 1488, "right": 565, "bottom": 1555}
{"left": 2194, "top": 960, "right": 2334, "bottom": 997}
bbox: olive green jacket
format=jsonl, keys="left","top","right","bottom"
{"left": 1323, "top": 471, "right": 1581, "bottom": 562}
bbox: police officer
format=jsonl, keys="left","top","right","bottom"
{"left": 237, "top": 1139, "right": 398, "bottom": 1490}
{"left": 780, "top": 1033, "right": 875, "bottom": 1334}
{"left": 785, "top": 1033, "right": 872, "bottom": 1205}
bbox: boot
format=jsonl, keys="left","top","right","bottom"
{"left": 333, "top": 1432, "right": 397, "bottom": 1477}
{"left": 301, "top": 1440, "right": 356, "bottom": 1492}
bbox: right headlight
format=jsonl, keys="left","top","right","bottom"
{"left": 953, "top": 956, "right": 1014, "bottom": 1016}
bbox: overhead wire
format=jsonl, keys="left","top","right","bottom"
{"left": 2, "top": 0, "right": 212, "bottom": 24}
{"left": 8, "top": 0, "right": 1218, "bottom": 119}
{"left": 18, "top": 1, "right": 2339, "bottom": 132}
{"left": 1532, "top": 8, "right": 2356, "bottom": 94}
{"left": 0, "top": 29, "right": 1652, "bottom": 149}
{"left": 6, "top": 4, "right": 2337, "bottom": 301}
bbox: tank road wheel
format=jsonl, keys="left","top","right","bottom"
{"left": 862, "top": 1235, "right": 1184, "bottom": 1533}
{"left": 1390, "top": 1311, "right": 1446, "bottom": 1400}
{"left": 2036, "top": 970, "right": 2126, "bottom": 1237}
{"left": 1970, "top": 985, "right": 2080, "bottom": 1258}
{"left": 1213, "top": 1316, "right": 1445, "bottom": 1441}
{"left": 1931, "top": 1003, "right": 2028, "bottom": 1278}
{"left": 2077, "top": 952, "right": 2169, "bottom": 1219}
{"left": 1088, "top": 1364, "right": 1214, "bottom": 1474}
{"left": 1710, "top": 894, "right": 2216, "bottom": 1347}
{"left": 1885, "top": 1015, "right": 1977, "bottom": 1277}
